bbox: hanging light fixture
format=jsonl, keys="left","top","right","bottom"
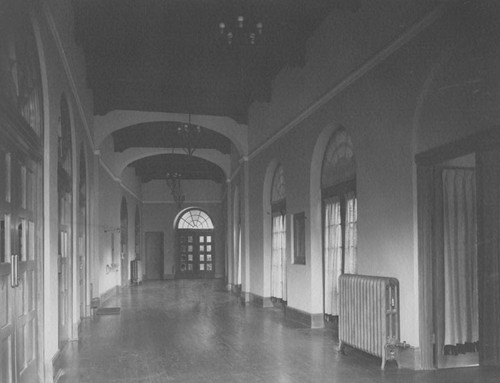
{"left": 177, "top": 113, "right": 201, "bottom": 156}
{"left": 218, "top": 14, "right": 263, "bottom": 46}
{"left": 165, "top": 171, "right": 185, "bottom": 210}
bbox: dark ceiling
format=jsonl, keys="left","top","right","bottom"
{"left": 74, "top": 0, "right": 358, "bottom": 183}
{"left": 74, "top": 0, "right": 351, "bottom": 123}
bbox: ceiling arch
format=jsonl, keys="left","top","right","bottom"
{"left": 94, "top": 110, "right": 248, "bottom": 156}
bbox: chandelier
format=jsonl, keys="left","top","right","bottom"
{"left": 218, "top": 15, "right": 263, "bottom": 46}
{"left": 165, "top": 171, "right": 185, "bottom": 210}
{"left": 177, "top": 114, "right": 201, "bottom": 156}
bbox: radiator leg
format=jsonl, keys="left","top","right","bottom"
{"left": 338, "top": 341, "right": 346, "bottom": 355}
{"left": 381, "top": 348, "right": 387, "bottom": 370}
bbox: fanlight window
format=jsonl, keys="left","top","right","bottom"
{"left": 271, "top": 164, "right": 286, "bottom": 203}
{"left": 178, "top": 209, "right": 214, "bottom": 229}
{"left": 321, "top": 128, "right": 356, "bottom": 189}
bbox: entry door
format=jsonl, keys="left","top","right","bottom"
{"left": 176, "top": 230, "right": 214, "bottom": 279}
{"left": 0, "top": 143, "right": 40, "bottom": 383}
{"left": 145, "top": 232, "right": 164, "bottom": 280}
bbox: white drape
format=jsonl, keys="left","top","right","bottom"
{"left": 324, "top": 197, "right": 342, "bottom": 315}
{"left": 271, "top": 214, "right": 287, "bottom": 300}
{"left": 344, "top": 193, "right": 357, "bottom": 275}
{"left": 443, "top": 168, "right": 478, "bottom": 346}
{"left": 237, "top": 225, "right": 242, "bottom": 285}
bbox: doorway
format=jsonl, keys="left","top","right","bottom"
{"left": 145, "top": 231, "right": 164, "bottom": 280}
{"left": 175, "top": 209, "right": 215, "bottom": 279}
{"left": 435, "top": 154, "right": 479, "bottom": 368}
{"left": 417, "top": 129, "right": 500, "bottom": 369}
{"left": 120, "top": 197, "right": 128, "bottom": 285}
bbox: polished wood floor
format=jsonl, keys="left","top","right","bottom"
{"left": 58, "top": 279, "right": 500, "bottom": 382}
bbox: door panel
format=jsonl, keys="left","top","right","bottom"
{"left": 176, "top": 230, "right": 215, "bottom": 279}
{"left": 0, "top": 142, "right": 40, "bottom": 383}
{"left": 145, "top": 232, "right": 163, "bottom": 280}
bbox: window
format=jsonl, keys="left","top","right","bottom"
{"left": 322, "top": 128, "right": 357, "bottom": 317}
{"left": 271, "top": 164, "right": 287, "bottom": 301}
{"left": 178, "top": 209, "right": 214, "bottom": 229}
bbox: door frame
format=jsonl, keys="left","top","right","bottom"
{"left": 145, "top": 231, "right": 164, "bottom": 280}
{"left": 416, "top": 128, "right": 500, "bottom": 369}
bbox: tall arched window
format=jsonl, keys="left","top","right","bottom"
{"left": 78, "top": 146, "right": 87, "bottom": 319}
{"left": 271, "top": 164, "right": 287, "bottom": 301}
{"left": 120, "top": 197, "right": 128, "bottom": 285}
{"left": 322, "top": 128, "right": 357, "bottom": 318}
{"left": 176, "top": 209, "right": 215, "bottom": 279}
{"left": 58, "top": 94, "right": 73, "bottom": 348}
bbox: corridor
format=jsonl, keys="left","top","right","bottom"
{"left": 57, "top": 280, "right": 500, "bottom": 383}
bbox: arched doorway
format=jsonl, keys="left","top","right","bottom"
{"left": 120, "top": 197, "right": 128, "bottom": 285}
{"left": 0, "top": 3, "right": 44, "bottom": 380}
{"left": 270, "top": 164, "right": 287, "bottom": 302}
{"left": 321, "top": 127, "right": 357, "bottom": 323}
{"left": 175, "top": 208, "right": 215, "bottom": 279}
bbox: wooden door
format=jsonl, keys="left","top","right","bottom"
{"left": 145, "top": 232, "right": 164, "bottom": 280}
{"left": 0, "top": 141, "right": 40, "bottom": 383}
{"left": 176, "top": 230, "right": 215, "bottom": 279}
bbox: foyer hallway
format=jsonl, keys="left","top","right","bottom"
{"left": 58, "top": 280, "right": 500, "bottom": 383}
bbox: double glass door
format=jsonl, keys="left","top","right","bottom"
{"left": 176, "top": 230, "right": 214, "bottom": 279}
{"left": 0, "top": 140, "right": 40, "bottom": 383}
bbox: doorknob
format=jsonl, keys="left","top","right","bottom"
{"left": 11, "top": 254, "right": 19, "bottom": 287}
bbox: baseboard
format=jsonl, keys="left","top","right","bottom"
{"left": 285, "top": 306, "right": 324, "bottom": 328}
{"left": 398, "top": 346, "right": 421, "bottom": 370}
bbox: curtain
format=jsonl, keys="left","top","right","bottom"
{"left": 237, "top": 225, "right": 242, "bottom": 285}
{"left": 443, "top": 168, "right": 478, "bottom": 347}
{"left": 324, "top": 197, "right": 342, "bottom": 315}
{"left": 344, "top": 193, "right": 357, "bottom": 274}
{"left": 271, "top": 214, "right": 286, "bottom": 300}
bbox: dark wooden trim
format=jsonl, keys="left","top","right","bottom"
{"left": 415, "top": 128, "right": 500, "bottom": 166}
{"left": 321, "top": 179, "right": 356, "bottom": 200}
{"left": 285, "top": 305, "right": 324, "bottom": 328}
{"left": 0, "top": 102, "right": 42, "bottom": 161}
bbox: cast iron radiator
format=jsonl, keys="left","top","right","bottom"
{"left": 338, "top": 274, "right": 400, "bottom": 369}
{"left": 130, "top": 259, "right": 143, "bottom": 284}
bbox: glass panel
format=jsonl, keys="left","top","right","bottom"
{"left": 188, "top": 264, "right": 193, "bottom": 271}
{"left": 199, "top": 245, "right": 204, "bottom": 252}
{"left": 5, "top": 153, "right": 11, "bottom": 203}
{"left": 199, "top": 236, "right": 205, "bottom": 243}
{"left": 207, "top": 263, "right": 212, "bottom": 271}
{"left": 27, "top": 220, "right": 34, "bottom": 261}
{"left": 199, "top": 264, "right": 205, "bottom": 271}
{"left": 206, "top": 254, "right": 212, "bottom": 262}
{"left": 181, "top": 245, "right": 186, "bottom": 252}
{"left": 206, "top": 245, "right": 212, "bottom": 252}
{"left": 206, "top": 236, "right": 212, "bottom": 243}
{"left": 26, "top": 169, "right": 34, "bottom": 212}
{"left": 200, "top": 254, "right": 204, "bottom": 262}
{"left": 180, "top": 263, "right": 186, "bottom": 271}
{"left": 21, "top": 165, "right": 26, "bottom": 209}
{"left": 187, "top": 236, "right": 193, "bottom": 243}
{"left": 188, "top": 245, "right": 193, "bottom": 252}
{"left": 188, "top": 254, "right": 193, "bottom": 261}
{"left": 180, "top": 236, "right": 186, "bottom": 243}
{"left": 18, "top": 220, "right": 26, "bottom": 261}
{"left": 0, "top": 218, "right": 4, "bottom": 263}
{"left": 181, "top": 254, "right": 187, "bottom": 261}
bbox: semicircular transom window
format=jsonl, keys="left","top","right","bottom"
{"left": 271, "top": 164, "right": 286, "bottom": 203}
{"left": 178, "top": 209, "right": 214, "bottom": 229}
{"left": 321, "top": 128, "right": 356, "bottom": 189}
